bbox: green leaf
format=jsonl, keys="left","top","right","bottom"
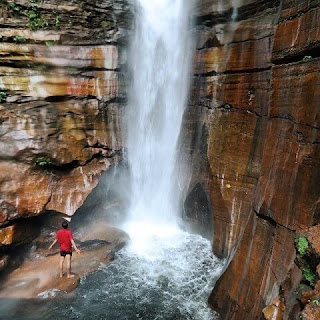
{"left": 302, "top": 266, "right": 316, "bottom": 286}
{"left": 29, "top": 11, "right": 37, "bottom": 18}
{"left": 0, "top": 91, "right": 7, "bottom": 102}
{"left": 297, "top": 236, "right": 309, "bottom": 256}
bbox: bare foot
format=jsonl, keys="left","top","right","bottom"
{"left": 60, "top": 273, "right": 64, "bottom": 278}
{"left": 67, "top": 274, "right": 75, "bottom": 278}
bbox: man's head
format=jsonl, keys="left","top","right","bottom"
{"left": 62, "top": 221, "right": 68, "bottom": 229}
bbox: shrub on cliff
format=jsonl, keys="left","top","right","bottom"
{"left": 297, "top": 236, "right": 309, "bottom": 256}
{"left": 301, "top": 265, "right": 316, "bottom": 286}
{"left": 0, "top": 91, "right": 7, "bottom": 102}
{"left": 35, "top": 156, "right": 52, "bottom": 167}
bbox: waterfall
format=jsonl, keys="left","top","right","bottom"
{"left": 125, "top": 0, "right": 193, "bottom": 237}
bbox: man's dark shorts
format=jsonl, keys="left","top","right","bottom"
{"left": 60, "top": 251, "right": 72, "bottom": 257}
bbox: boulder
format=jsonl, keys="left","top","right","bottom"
{"left": 262, "top": 297, "right": 285, "bottom": 320}
{"left": 46, "top": 158, "right": 111, "bottom": 216}
{"left": 0, "top": 158, "right": 113, "bottom": 226}
{"left": 0, "top": 220, "right": 39, "bottom": 247}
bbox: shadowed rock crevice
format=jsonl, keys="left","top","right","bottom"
{"left": 195, "top": 66, "right": 272, "bottom": 77}
{"left": 254, "top": 209, "right": 296, "bottom": 232}
{"left": 272, "top": 49, "right": 320, "bottom": 65}
{"left": 183, "top": 183, "right": 213, "bottom": 240}
{"left": 270, "top": 115, "right": 320, "bottom": 130}
{"left": 195, "top": 0, "right": 280, "bottom": 27}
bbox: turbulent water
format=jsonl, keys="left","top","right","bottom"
{"left": 1, "top": 231, "right": 223, "bottom": 320}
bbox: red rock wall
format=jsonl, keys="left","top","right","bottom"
{"left": 0, "top": 0, "right": 132, "bottom": 247}
{"left": 184, "top": 0, "right": 320, "bottom": 318}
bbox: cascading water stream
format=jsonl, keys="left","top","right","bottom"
{"left": 0, "top": 1, "right": 224, "bottom": 319}
{"left": 125, "top": 0, "right": 192, "bottom": 233}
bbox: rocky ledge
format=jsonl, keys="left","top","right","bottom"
{"left": 0, "top": 221, "right": 128, "bottom": 299}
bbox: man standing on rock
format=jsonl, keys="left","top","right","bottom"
{"left": 49, "top": 221, "right": 81, "bottom": 278}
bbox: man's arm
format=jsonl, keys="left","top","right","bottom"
{"left": 71, "top": 239, "right": 81, "bottom": 254}
{"left": 48, "top": 239, "right": 58, "bottom": 249}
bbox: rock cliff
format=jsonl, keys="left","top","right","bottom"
{"left": 183, "top": 0, "right": 320, "bottom": 319}
{"left": 0, "top": 0, "right": 132, "bottom": 248}
{"left": 0, "top": 0, "right": 319, "bottom": 319}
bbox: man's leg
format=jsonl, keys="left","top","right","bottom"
{"left": 59, "top": 256, "right": 65, "bottom": 277}
{"left": 66, "top": 254, "right": 74, "bottom": 278}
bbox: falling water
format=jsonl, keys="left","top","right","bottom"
{"left": 0, "top": 1, "right": 225, "bottom": 319}
{"left": 126, "top": 0, "right": 193, "bottom": 233}
{"left": 109, "top": 1, "right": 224, "bottom": 318}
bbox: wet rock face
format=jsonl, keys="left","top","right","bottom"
{"left": 183, "top": 183, "right": 213, "bottom": 240}
{"left": 0, "top": 1, "right": 132, "bottom": 236}
{"left": 184, "top": 0, "right": 320, "bottom": 319}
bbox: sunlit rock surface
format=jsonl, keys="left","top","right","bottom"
{"left": 182, "top": 0, "right": 320, "bottom": 319}
{"left": 0, "top": 0, "right": 131, "bottom": 236}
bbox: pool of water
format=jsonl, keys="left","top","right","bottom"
{"left": 0, "top": 231, "right": 223, "bottom": 320}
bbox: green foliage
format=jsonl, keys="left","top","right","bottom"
{"left": 13, "top": 35, "right": 26, "bottom": 42}
{"left": 2, "top": 0, "right": 21, "bottom": 13}
{"left": 8, "top": 1, "right": 16, "bottom": 9}
{"left": 312, "top": 298, "right": 320, "bottom": 306}
{"left": 296, "top": 236, "right": 309, "bottom": 256}
{"left": 28, "top": 11, "right": 47, "bottom": 30}
{"left": 28, "top": 0, "right": 47, "bottom": 30}
{"left": 33, "top": 63, "right": 48, "bottom": 71}
{"left": 35, "top": 156, "right": 52, "bottom": 167}
{"left": 302, "top": 266, "right": 316, "bottom": 286}
{"left": 8, "top": 1, "right": 19, "bottom": 12}
{"left": 3, "top": 0, "right": 49, "bottom": 30}
{"left": 0, "top": 91, "right": 7, "bottom": 102}
{"left": 54, "top": 15, "right": 61, "bottom": 29}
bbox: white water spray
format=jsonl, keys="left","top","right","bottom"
{"left": 118, "top": 3, "right": 224, "bottom": 319}
{"left": 126, "top": 0, "right": 193, "bottom": 237}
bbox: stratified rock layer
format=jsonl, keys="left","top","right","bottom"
{"left": 183, "top": 0, "right": 320, "bottom": 319}
{"left": 0, "top": 223, "right": 129, "bottom": 298}
{"left": 0, "top": 0, "right": 131, "bottom": 244}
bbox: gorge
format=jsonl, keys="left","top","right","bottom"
{"left": 0, "top": 0, "right": 320, "bottom": 319}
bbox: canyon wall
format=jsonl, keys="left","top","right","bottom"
{"left": 0, "top": 0, "right": 319, "bottom": 319}
{"left": 0, "top": 0, "right": 131, "bottom": 250}
{"left": 183, "top": 0, "right": 320, "bottom": 319}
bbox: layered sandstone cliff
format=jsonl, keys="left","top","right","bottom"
{"left": 0, "top": 0, "right": 319, "bottom": 319}
{"left": 183, "top": 0, "right": 320, "bottom": 319}
{"left": 0, "top": 0, "right": 131, "bottom": 250}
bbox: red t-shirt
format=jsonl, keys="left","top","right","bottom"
{"left": 56, "top": 229, "right": 73, "bottom": 252}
